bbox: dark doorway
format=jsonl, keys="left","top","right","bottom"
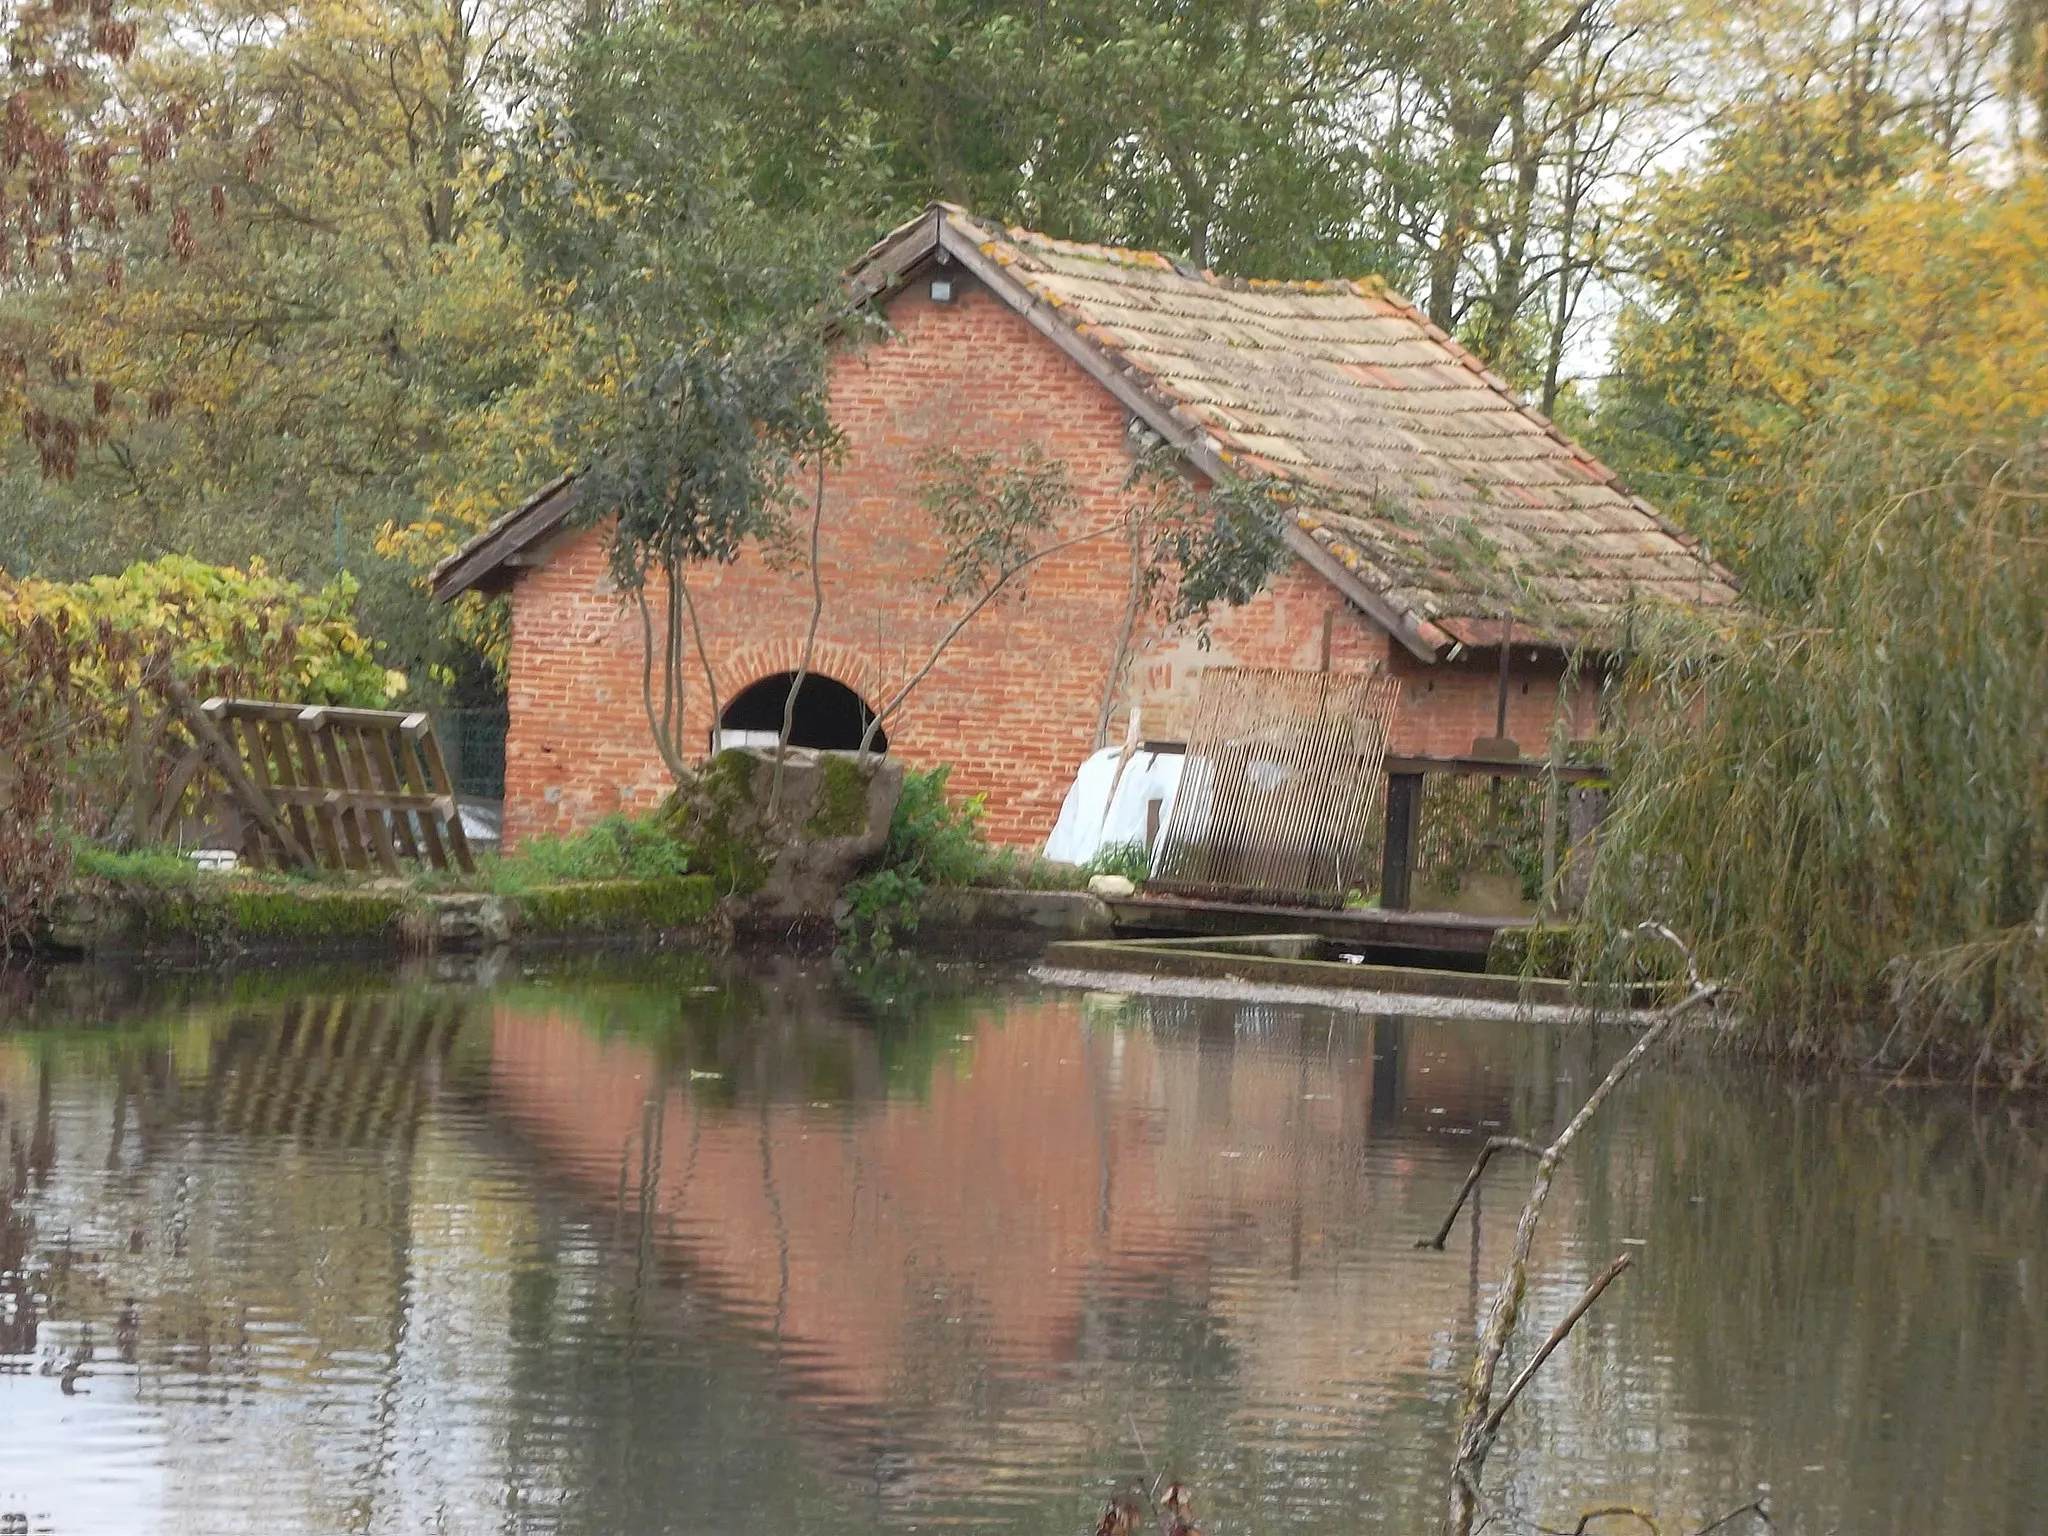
{"left": 718, "top": 673, "right": 888, "bottom": 753}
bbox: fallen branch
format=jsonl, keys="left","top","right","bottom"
{"left": 1544, "top": 1508, "right": 1658, "bottom": 1536}
{"left": 1689, "top": 1492, "right": 1772, "bottom": 1535}
{"left": 1420, "top": 1136, "right": 1544, "bottom": 1251}
{"left": 1484, "top": 1253, "right": 1632, "bottom": 1438}
{"left": 1445, "top": 974, "right": 1722, "bottom": 1536}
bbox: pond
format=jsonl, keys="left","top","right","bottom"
{"left": 2, "top": 955, "right": 2044, "bottom": 1536}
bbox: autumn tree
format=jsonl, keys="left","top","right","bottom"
{"left": 1, "top": 0, "right": 576, "bottom": 697}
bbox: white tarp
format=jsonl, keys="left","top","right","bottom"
{"left": 1041, "top": 747, "right": 1185, "bottom": 870}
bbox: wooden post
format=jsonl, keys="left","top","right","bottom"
{"left": 1540, "top": 765, "right": 1561, "bottom": 917}
{"left": 1380, "top": 770, "right": 1424, "bottom": 910}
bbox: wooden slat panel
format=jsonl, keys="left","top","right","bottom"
{"left": 337, "top": 723, "right": 401, "bottom": 875}
{"left": 363, "top": 724, "right": 423, "bottom": 863}
{"left": 258, "top": 717, "right": 322, "bottom": 869}
{"left": 1152, "top": 666, "right": 1402, "bottom": 907}
{"left": 414, "top": 722, "right": 475, "bottom": 874}
{"left": 313, "top": 724, "right": 372, "bottom": 872}
{"left": 201, "top": 698, "right": 475, "bottom": 875}
{"left": 233, "top": 714, "right": 283, "bottom": 868}
{"left": 289, "top": 716, "right": 349, "bottom": 869}
{"left": 257, "top": 786, "right": 449, "bottom": 812}
{"left": 389, "top": 726, "right": 451, "bottom": 871}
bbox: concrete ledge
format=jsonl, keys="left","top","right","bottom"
{"left": 916, "top": 887, "right": 1115, "bottom": 952}
{"left": 1040, "top": 936, "right": 1662, "bottom": 1008}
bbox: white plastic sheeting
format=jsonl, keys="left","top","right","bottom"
{"left": 1041, "top": 747, "right": 1185, "bottom": 870}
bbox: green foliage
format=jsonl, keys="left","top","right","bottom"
{"left": 491, "top": 813, "right": 694, "bottom": 892}
{"left": 837, "top": 766, "right": 999, "bottom": 954}
{"left": 1417, "top": 775, "right": 1554, "bottom": 904}
{"left": 1129, "top": 448, "right": 1295, "bottom": 625}
{"left": 1584, "top": 433, "right": 2048, "bottom": 1077}
{"left": 1083, "top": 841, "right": 1152, "bottom": 884}
{"left": 835, "top": 866, "right": 927, "bottom": 957}
{"left": 0, "top": 555, "right": 399, "bottom": 944}
{"left": 506, "top": 14, "right": 878, "bottom": 779}
{"left": 0, "top": 0, "right": 566, "bottom": 696}
{"left": 4, "top": 554, "right": 401, "bottom": 705}
{"left": 918, "top": 446, "right": 1079, "bottom": 599}
{"left": 1593, "top": 94, "right": 2016, "bottom": 575}
{"left": 71, "top": 844, "right": 202, "bottom": 890}
{"left": 881, "top": 766, "right": 1000, "bottom": 885}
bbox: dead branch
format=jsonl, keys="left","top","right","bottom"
{"left": 1445, "top": 976, "right": 1721, "bottom": 1536}
{"left": 1420, "top": 1136, "right": 1545, "bottom": 1250}
{"left": 1484, "top": 1253, "right": 1632, "bottom": 1438}
{"left": 1545, "top": 1508, "right": 1658, "bottom": 1536}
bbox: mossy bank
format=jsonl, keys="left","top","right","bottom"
{"left": 41, "top": 875, "right": 720, "bottom": 960}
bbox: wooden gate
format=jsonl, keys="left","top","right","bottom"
{"left": 195, "top": 697, "right": 475, "bottom": 874}
{"left": 1151, "top": 666, "right": 1402, "bottom": 908}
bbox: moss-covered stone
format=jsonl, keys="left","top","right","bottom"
{"left": 513, "top": 876, "right": 718, "bottom": 935}
{"left": 139, "top": 887, "right": 408, "bottom": 945}
{"left": 664, "top": 751, "right": 772, "bottom": 897}
{"left": 806, "top": 752, "right": 870, "bottom": 840}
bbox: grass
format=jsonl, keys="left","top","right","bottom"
{"left": 72, "top": 843, "right": 207, "bottom": 889}
{"left": 486, "top": 812, "right": 693, "bottom": 892}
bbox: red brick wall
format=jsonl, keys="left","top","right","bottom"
{"left": 502, "top": 275, "right": 1599, "bottom": 850}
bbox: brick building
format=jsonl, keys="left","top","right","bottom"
{"left": 433, "top": 205, "right": 1738, "bottom": 849}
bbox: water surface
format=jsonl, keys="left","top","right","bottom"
{"left": 2, "top": 956, "right": 2044, "bottom": 1535}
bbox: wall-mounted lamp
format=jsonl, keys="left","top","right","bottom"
{"left": 930, "top": 277, "right": 955, "bottom": 303}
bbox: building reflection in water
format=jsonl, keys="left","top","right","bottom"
{"left": 7, "top": 960, "right": 2047, "bottom": 1536}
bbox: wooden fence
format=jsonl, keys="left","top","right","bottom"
{"left": 1150, "top": 666, "right": 1403, "bottom": 908}
{"left": 193, "top": 697, "right": 474, "bottom": 875}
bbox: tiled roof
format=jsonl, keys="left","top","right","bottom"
{"left": 905, "top": 205, "right": 1738, "bottom": 651}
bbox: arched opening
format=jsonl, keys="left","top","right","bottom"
{"left": 717, "top": 673, "right": 888, "bottom": 754}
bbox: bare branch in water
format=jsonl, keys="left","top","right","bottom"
{"left": 1444, "top": 973, "right": 1722, "bottom": 1536}
{"left": 1485, "top": 1253, "right": 1633, "bottom": 1437}
{"left": 1542, "top": 1508, "right": 1659, "bottom": 1536}
{"left": 1688, "top": 1491, "right": 1774, "bottom": 1535}
{"left": 1420, "top": 1136, "right": 1545, "bottom": 1250}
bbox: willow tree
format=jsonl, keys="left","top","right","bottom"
{"left": 1582, "top": 171, "right": 2048, "bottom": 1075}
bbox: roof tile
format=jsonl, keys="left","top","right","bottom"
{"left": 927, "top": 209, "right": 1737, "bottom": 642}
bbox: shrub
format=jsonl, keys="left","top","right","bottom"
{"left": 1585, "top": 433, "right": 2048, "bottom": 1077}
{"left": 1, "top": 557, "right": 398, "bottom": 946}
{"left": 837, "top": 766, "right": 997, "bottom": 954}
